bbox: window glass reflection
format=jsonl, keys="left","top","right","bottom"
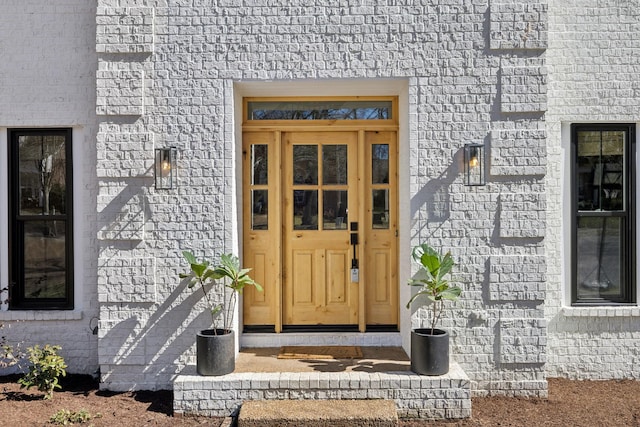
{"left": 372, "top": 144, "right": 389, "bottom": 184}
{"left": 323, "top": 145, "right": 347, "bottom": 185}
{"left": 248, "top": 100, "right": 392, "bottom": 120}
{"left": 251, "top": 145, "right": 268, "bottom": 185}
{"left": 23, "top": 221, "right": 66, "bottom": 298}
{"left": 576, "top": 217, "right": 623, "bottom": 300}
{"left": 293, "top": 145, "right": 318, "bottom": 185}
{"left": 372, "top": 189, "right": 389, "bottom": 229}
{"left": 576, "top": 131, "right": 625, "bottom": 211}
{"left": 294, "top": 190, "right": 318, "bottom": 230}
{"left": 252, "top": 190, "right": 268, "bottom": 230}
{"left": 323, "top": 190, "right": 347, "bottom": 230}
{"left": 19, "top": 135, "right": 66, "bottom": 216}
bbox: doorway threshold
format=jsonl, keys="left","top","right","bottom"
{"left": 240, "top": 331, "right": 402, "bottom": 348}
{"left": 281, "top": 324, "right": 359, "bottom": 333}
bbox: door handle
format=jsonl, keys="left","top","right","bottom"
{"left": 350, "top": 223, "right": 359, "bottom": 282}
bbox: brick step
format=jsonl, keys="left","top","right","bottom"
{"left": 238, "top": 399, "right": 398, "bottom": 427}
{"left": 174, "top": 362, "right": 472, "bottom": 419}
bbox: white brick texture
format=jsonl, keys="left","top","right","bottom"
{"left": 490, "top": 128, "right": 547, "bottom": 177}
{"left": 96, "top": 7, "right": 154, "bottom": 54}
{"left": 490, "top": 1, "right": 549, "bottom": 51}
{"left": 91, "top": 0, "right": 550, "bottom": 395}
{"left": 175, "top": 366, "right": 472, "bottom": 419}
{"left": 546, "top": 0, "right": 640, "bottom": 382}
{"left": 0, "top": 0, "right": 99, "bottom": 376}
{"left": 11, "top": 0, "right": 640, "bottom": 397}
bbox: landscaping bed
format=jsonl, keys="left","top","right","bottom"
{"left": 0, "top": 375, "right": 638, "bottom": 426}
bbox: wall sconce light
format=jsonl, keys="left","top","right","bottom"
{"left": 155, "top": 147, "right": 177, "bottom": 189}
{"left": 464, "top": 143, "right": 485, "bottom": 186}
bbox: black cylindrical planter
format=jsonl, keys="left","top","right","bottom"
{"left": 196, "top": 329, "right": 235, "bottom": 376}
{"left": 411, "top": 328, "right": 449, "bottom": 376}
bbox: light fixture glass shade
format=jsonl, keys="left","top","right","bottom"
{"left": 155, "top": 147, "right": 177, "bottom": 189}
{"left": 464, "top": 143, "right": 485, "bottom": 186}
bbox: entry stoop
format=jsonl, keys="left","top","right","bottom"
{"left": 238, "top": 399, "right": 398, "bottom": 427}
{"left": 173, "top": 362, "right": 471, "bottom": 420}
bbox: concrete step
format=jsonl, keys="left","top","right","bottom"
{"left": 238, "top": 399, "right": 398, "bottom": 427}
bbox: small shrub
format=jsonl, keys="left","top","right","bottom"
{"left": 0, "top": 318, "right": 25, "bottom": 369}
{"left": 50, "top": 408, "right": 101, "bottom": 425}
{"left": 0, "top": 324, "right": 17, "bottom": 368}
{"left": 0, "top": 292, "right": 27, "bottom": 370}
{"left": 18, "top": 344, "right": 67, "bottom": 399}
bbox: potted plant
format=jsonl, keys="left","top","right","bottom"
{"left": 406, "top": 243, "right": 462, "bottom": 375}
{"left": 179, "top": 251, "right": 262, "bottom": 376}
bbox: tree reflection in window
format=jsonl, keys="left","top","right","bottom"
{"left": 248, "top": 100, "right": 392, "bottom": 121}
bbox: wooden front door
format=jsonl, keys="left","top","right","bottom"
{"left": 283, "top": 131, "right": 358, "bottom": 326}
{"left": 242, "top": 106, "right": 398, "bottom": 332}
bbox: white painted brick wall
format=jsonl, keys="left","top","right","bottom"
{"left": 490, "top": 1, "right": 548, "bottom": 51}
{"left": 546, "top": 0, "right": 640, "bottom": 380}
{"left": 498, "top": 193, "right": 546, "bottom": 239}
{"left": 500, "top": 58, "right": 548, "bottom": 113}
{"left": 0, "top": 0, "right": 99, "bottom": 376}
{"left": 96, "top": 7, "right": 154, "bottom": 54}
{"left": 490, "top": 129, "right": 547, "bottom": 177}
{"left": 94, "top": 0, "right": 549, "bottom": 395}
{"left": 0, "top": 0, "right": 584, "bottom": 394}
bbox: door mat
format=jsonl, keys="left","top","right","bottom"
{"left": 277, "top": 345, "right": 363, "bottom": 360}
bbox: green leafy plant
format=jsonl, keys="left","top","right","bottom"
{"left": 179, "top": 251, "right": 263, "bottom": 335}
{"left": 0, "top": 323, "right": 23, "bottom": 369}
{"left": 50, "top": 408, "right": 101, "bottom": 425}
{"left": 406, "top": 243, "right": 462, "bottom": 334}
{"left": 0, "top": 342, "right": 19, "bottom": 369}
{"left": 0, "top": 323, "right": 14, "bottom": 368}
{"left": 0, "top": 293, "right": 26, "bottom": 369}
{"left": 18, "top": 344, "right": 67, "bottom": 399}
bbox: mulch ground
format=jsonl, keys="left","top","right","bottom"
{"left": 0, "top": 375, "right": 638, "bottom": 426}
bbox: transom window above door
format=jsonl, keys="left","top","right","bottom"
{"left": 244, "top": 97, "right": 396, "bottom": 122}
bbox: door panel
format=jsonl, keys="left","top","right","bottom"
{"left": 327, "top": 250, "right": 349, "bottom": 304}
{"left": 284, "top": 131, "right": 359, "bottom": 325}
{"left": 292, "top": 251, "right": 314, "bottom": 304}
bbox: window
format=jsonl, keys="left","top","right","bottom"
{"left": 572, "top": 124, "right": 635, "bottom": 304}
{"left": 8, "top": 129, "right": 73, "bottom": 309}
{"left": 246, "top": 99, "right": 393, "bottom": 121}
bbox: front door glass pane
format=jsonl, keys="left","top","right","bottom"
{"left": 323, "top": 190, "right": 347, "bottom": 230}
{"left": 293, "top": 145, "right": 318, "bottom": 185}
{"left": 323, "top": 145, "right": 347, "bottom": 185}
{"left": 576, "top": 217, "right": 624, "bottom": 300}
{"left": 19, "top": 135, "right": 67, "bottom": 215}
{"left": 294, "top": 190, "right": 318, "bottom": 230}
{"left": 251, "top": 144, "right": 268, "bottom": 185}
{"left": 372, "top": 144, "right": 389, "bottom": 184}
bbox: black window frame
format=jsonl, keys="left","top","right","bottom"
{"left": 571, "top": 123, "right": 636, "bottom": 305}
{"left": 8, "top": 128, "right": 74, "bottom": 310}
